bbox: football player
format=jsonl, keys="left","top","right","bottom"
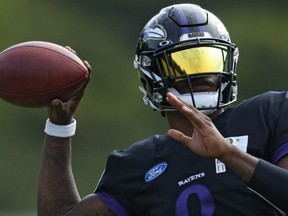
{"left": 38, "top": 3, "right": 288, "bottom": 215}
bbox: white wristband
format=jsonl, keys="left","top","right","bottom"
{"left": 44, "top": 119, "right": 76, "bottom": 138}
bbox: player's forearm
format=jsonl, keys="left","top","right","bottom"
{"left": 218, "top": 144, "right": 259, "bottom": 182}
{"left": 37, "top": 135, "right": 81, "bottom": 216}
{"left": 219, "top": 145, "right": 287, "bottom": 213}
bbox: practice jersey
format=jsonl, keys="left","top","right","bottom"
{"left": 95, "top": 91, "right": 288, "bottom": 215}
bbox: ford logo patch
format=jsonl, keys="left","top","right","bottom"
{"left": 145, "top": 162, "right": 168, "bottom": 183}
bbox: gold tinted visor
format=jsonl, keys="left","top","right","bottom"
{"left": 159, "top": 46, "right": 228, "bottom": 77}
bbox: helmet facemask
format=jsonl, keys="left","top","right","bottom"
{"left": 135, "top": 38, "right": 238, "bottom": 115}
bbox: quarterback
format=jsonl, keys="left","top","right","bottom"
{"left": 38, "top": 3, "right": 288, "bottom": 215}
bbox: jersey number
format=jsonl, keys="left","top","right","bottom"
{"left": 175, "top": 184, "right": 215, "bottom": 216}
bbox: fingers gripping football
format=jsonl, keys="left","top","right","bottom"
{"left": 47, "top": 47, "right": 92, "bottom": 125}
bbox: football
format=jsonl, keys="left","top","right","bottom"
{"left": 0, "top": 41, "right": 89, "bottom": 107}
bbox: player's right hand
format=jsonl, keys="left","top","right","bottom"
{"left": 47, "top": 60, "right": 91, "bottom": 125}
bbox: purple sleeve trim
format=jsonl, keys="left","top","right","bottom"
{"left": 97, "top": 192, "right": 131, "bottom": 216}
{"left": 271, "top": 143, "right": 288, "bottom": 164}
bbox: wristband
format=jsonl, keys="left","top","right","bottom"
{"left": 44, "top": 118, "right": 76, "bottom": 138}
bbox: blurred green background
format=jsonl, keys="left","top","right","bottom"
{"left": 0, "top": 0, "right": 288, "bottom": 215}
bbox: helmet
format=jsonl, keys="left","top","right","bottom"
{"left": 134, "top": 3, "right": 239, "bottom": 115}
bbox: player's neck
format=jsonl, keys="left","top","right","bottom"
{"left": 208, "top": 108, "right": 224, "bottom": 120}
{"left": 166, "top": 111, "right": 194, "bottom": 136}
{"left": 165, "top": 108, "right": 224, "bottom": 136}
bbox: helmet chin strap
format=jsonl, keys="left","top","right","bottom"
{"left": 168, "top": 88, "right": 218, "bottom": 115}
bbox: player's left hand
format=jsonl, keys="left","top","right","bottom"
{"left": 166, "top": 92, "right": 231, "bottom": 159}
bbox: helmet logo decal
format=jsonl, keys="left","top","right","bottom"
{"left": 142, "top": 25, "right": 166, "bottom": 41}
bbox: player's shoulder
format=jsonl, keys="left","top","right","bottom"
{"left": 252, "top": 91, "right": 287, "bottom": 101}
{"left": 221, "top": 91, "right": 288, "bottom": 122}
{"left": 127, "top": 134, "right": 162, "bottom": 152}
{"left": 108, "top": 134, "right": 170, "bottom": 163}
{"left": 238, "top": 91, "right": 288, "bottom": 108}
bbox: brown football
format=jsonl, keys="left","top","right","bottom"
{"left": 0, "top": 41, "right": 89, "bottom": 107}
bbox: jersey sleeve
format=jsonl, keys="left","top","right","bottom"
{"left": 248, "top": 159, "right": 288, "bottom": 214}
{"left": 269, "top": 92, "right": 288, "bottom": 164}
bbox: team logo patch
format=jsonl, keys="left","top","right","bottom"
{"left": 144, "top": 162, "right": 168, "bottom": 183}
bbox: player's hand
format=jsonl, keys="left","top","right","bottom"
{"left": 166, "top": 92, "right": 230, "bottom": 159}
{"left": 47, "top": 60, "right": 91, "bottom": 125}
{"left": 65, "top": 45, "right": 77, "bottom": 55}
